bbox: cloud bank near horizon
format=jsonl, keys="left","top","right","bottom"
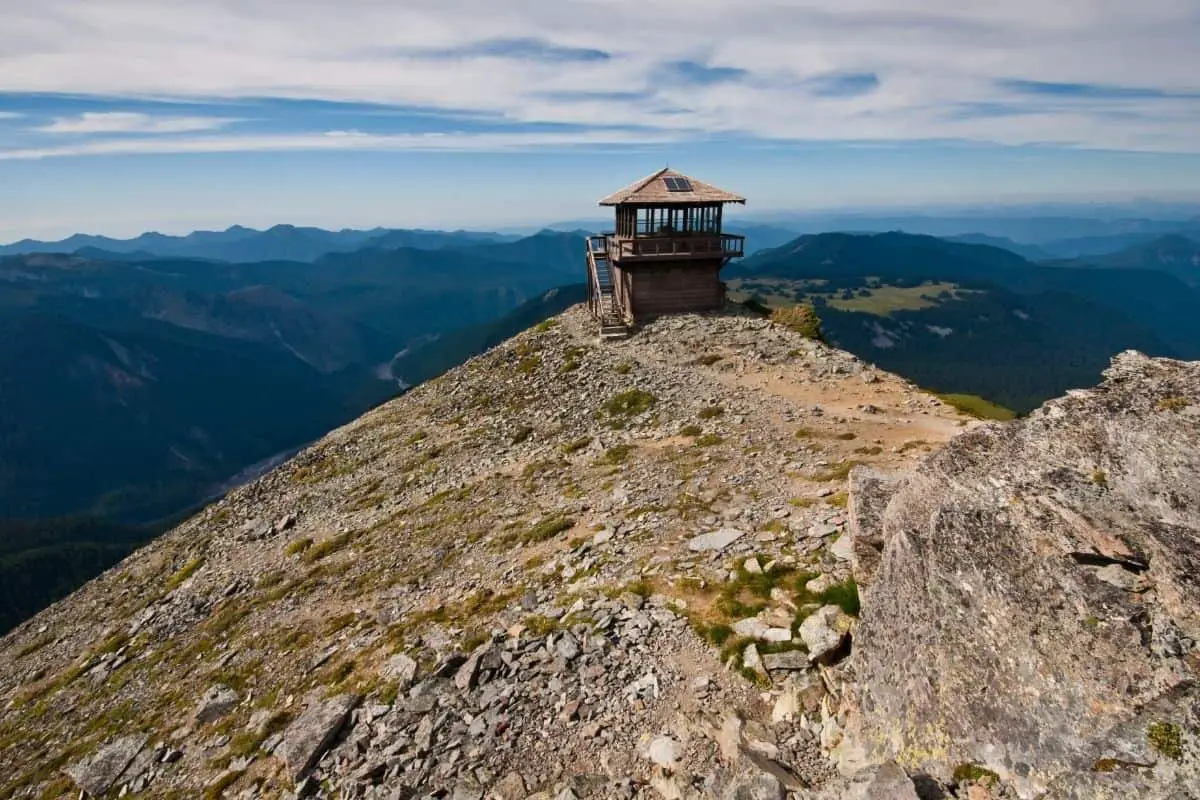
{"left": 2, "top": 0, "right": 1199, "bottom": 159}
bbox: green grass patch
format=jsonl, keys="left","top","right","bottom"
{"left": 829, "top": 282, "right": 971, "bottom": 315}
{"left": 165, "top": 557, "right": 204, "bottom": 591}
{"left": 693, "top": 354, "right": 723, "bottom": 366}
{"left": 679, "top": 424, "right": 703, "bottom": 437}
{"left": 284, "top": 537, "right": 313, "bottom": 557}
{"left": 510, "top": 425, "right": 535, "bottom": 445}
{"left": 813, "top": 460, "right": 859, "bottom": 482}
{"left": 819, "top": 577, "right": 860, "bottom": 615}
{"left": 561, "top": 436, "right": 593, "bottom": 454}
{"left": 16, "top": 635, "right": 54, "bottom": 659}
{"left": 301, "top": 531, "right": 354, "bottom": 564}
{"left": 522, "top": 516, "right": 574, "bottom": 544}
{"left": 524, "top": 615, "right": 561, "bottom": 636}
{"left": 1148, "top": 722, "right": 1183, "bottom": 760}
{"left": 695, "top": 434, "right": 724, "bottom": 447}
{"left": 598, "top": 444, "right": 634, "bottom": 465}
{"left": 603, "top": 389, "right": 657, "bottom": 419}
{"left": 1157, "top": 396, "right": 1189, "bottom": 412}
{"left": 937, "top": 393, "right": 1016, "bottom": 421}
{"left": 952, "top": 763, "right": 1000, "bottom": 788}
{"left": 769, "top": 304, "right": 823, "bottom": 340}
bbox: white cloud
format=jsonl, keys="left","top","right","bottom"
{"left": 38, "top": 112, "right": 237, "bottom": 134}
{"left": 0, "top": 129, "right": 683, "bottom": 160}
{"left": 3, "top": 1, "right": 1200, "bottom": 152}
{"left": 0, "top": 113, "right": 23, "bottom": 119}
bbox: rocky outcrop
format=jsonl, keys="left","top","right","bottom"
{"left": 846, "top": 351, "right": 1200, "bottom": 797}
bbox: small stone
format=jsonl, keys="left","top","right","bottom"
{"left": 381, "top": 653, "right": 418, "bottom": 688}
{"left": 492, "top": 771, "right": 528, "bottom": 800}
{"left": 847, "top": 760, "right": 920, "bottom": 799}
{"left": 555, "top": 632, "right": 581, "bottom": 661}
{"left": 733, "top": 617, "right": 769, "bottom": 639}
{"left": 772, "top": 690, "right": 800, "bottom": 724}
{"left": 830, "top": 535, "right": 855, "bottom": 562}
{"left": 688, "top": 528, "right": 745, "bottom": 552}
{"left": 798, "top": 606, "right": 851, "bottom": 664}
{"left": 762, "top": 628, "right": 792, "bottom": 643}
{"left": 620, "top": 591, "right": 646, "bottom": 611}
{"left": 1094, "top": 564, "right": 1148, "bottom": 592}
{"left": 743, "top": 557, "right": 763, "bottom": 575}
{"left": 804, "top": 575, "right": 833, "bottom": 594}
{"left": 743, "top": 643, "right": 766, "bottom": 677}
{"left": 455, "top": 642, "right": 495, "bottom": 691}
{"left": 194, "top": 684, "right": 238, "bottom": 726}
{"left": 761, "top": 651, "right": 808, "bottom": 672}
{"left": 646, "top": 735, "right": 681, "bottom": 769}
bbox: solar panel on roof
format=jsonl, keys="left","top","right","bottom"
{"left": 664, "top": 176, "right": 693, "bottom": 192}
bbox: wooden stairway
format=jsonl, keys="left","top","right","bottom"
{"left": 587, "top": 238, "right": 629, "bottom": 339}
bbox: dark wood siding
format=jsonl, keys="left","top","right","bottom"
{"left": 626, "top": 259, "right": 724, "bottom": 320}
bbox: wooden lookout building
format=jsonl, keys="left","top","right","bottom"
{"left": 586, "top": 168, "right": 746, "bottom": 337}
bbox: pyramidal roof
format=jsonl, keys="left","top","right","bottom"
{"left": 598, "top": 167, "right": 746, "bottom": 206}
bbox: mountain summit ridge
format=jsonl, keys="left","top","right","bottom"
{"left": 3, "top": 304, "right": 1198, "bottom": 799}
{"left": 0, "top": 304, "right": 972, "bottom": 798}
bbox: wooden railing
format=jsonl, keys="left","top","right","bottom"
{"left": 607, "top": 233, "right": 744, "bottom": 261}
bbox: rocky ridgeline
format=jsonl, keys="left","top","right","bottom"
{"left": 2, "top": 303, "right": 1195, "bottom": 799}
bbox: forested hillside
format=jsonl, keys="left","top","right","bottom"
{"left": 730, "top": 231, "right": 1200, "bottom": 411}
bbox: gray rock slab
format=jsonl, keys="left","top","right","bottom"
{"left": 761, "top": 651, "right": 809, "bottom": 672}
{"left": 64, "top": 734, "right": 148, "bottom": 797}
{"left": 278, "top": 694, "right": 360, "bottom": 782}
{"left": 689, "top": 528, "right": 745, "bottom": 552}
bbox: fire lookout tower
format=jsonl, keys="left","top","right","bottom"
{"left": 585, "top": 168, "right": 746, "bottom": 337}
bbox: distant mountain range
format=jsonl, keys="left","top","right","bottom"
{"left": 1046, "top": 233, "right": 1200, "bottom": 286}
{"left": 738, "top": 213, "right": 1200, "bottom": 257}
{"left": 0, "top": 231, "right": 584, "bottom": 522}
{"left": 731, "top": 232, "right": 1200, "bottom": 412}
{"left": 0, "top": 224, "right": 523, "bottom": 263}
{"left": 3, "top": 218, "right": 1199, "bottom": 636}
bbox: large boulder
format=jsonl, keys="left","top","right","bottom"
{"left": 64, "top": 735, "right": 148, "bottom": 797}
{"left": 278, "top": 694, "right": 360, "bottom": 782}
{"left": 848, "top": 352, "right": 1200, "bottom": 798}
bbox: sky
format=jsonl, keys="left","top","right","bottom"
{"left": 3, "top": 0, "right": 1200, "bottom": 240}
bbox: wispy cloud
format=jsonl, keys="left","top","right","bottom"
{"left": 39, "top": 112, "right": 238, "bottom": 134}
{"left": 998, "top": 80, "right": 1200, "bottom": 100}
{"left": 412, "top": 37, "right": 611, "bottom": 63}
{"left": 0, "top": 112, "right": 24, "bottom": 119}
{"left": 0, "top": 128, "right": 684, "bottom": 161}
{"left": 2, "top": 1, "right": 1200, "bottom": 155}
{"left": 662, "top": 61, "right": 747, "bottom": 87}
{"left": 808, "top": 72, "right": 881, "bottom": 98}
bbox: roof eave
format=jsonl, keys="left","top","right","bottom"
{"left": 598, "top": 197, "right": 746, "bottom": 206}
